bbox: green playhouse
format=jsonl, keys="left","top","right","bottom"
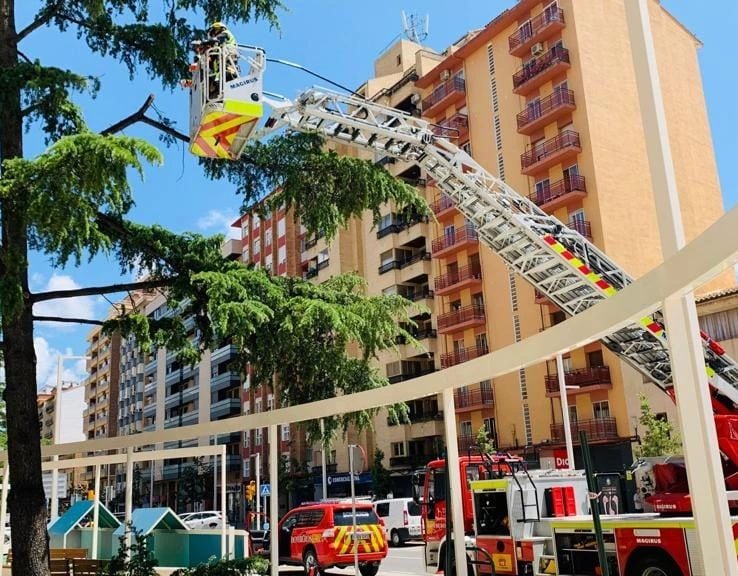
{"left": 48, "top": 500, "right": 121, "bottom": 558}
{"left": 111, "top": 508, "right": 249, "bottom": 568}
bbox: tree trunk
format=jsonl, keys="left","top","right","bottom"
{"left": 0, "top": 1, "right": 52, "bottom": 574}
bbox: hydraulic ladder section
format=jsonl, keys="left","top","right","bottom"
{"left": 265, "top": 88, "right": 738, "bottom": 409}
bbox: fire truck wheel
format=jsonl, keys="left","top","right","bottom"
{"left": 302, "top": 547, "right": 322, "bottom": 576}
{"left": 358, "top": 563, "right": 380, "bottom": 576}
{"left": 390, "top": 530, "right": 402, "bottom": 547}
{"left": 628, "top": 551, "right": 683, "bottom": 576}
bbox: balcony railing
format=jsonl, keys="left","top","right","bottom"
{"left": 508, "top": 7, "right": 566, "bottom": 55}
{"left": 432, "top": 113, "right": 469, "bottom": 140}
{"left": 458, "top": 434, "right": 478, "bottom": 453}
{"left": 551, "top": 417, "right": 618, "bottom": 443}
{"left": 512, "top": 47, "right": 571, "bottom": 93}
{"left": 545, "top": 366, "right": 611, "bottom": 394}
{"left": 455, "top": 386, "right": 494, "bottom": 409}
{"left": 521, "top": 130, "right": 580, "bottom": 172}
{"left": 437, "top": 305, "right": 485, "bottom": 332}
{"left": 430, "top": 194, "right": 456, "bottom": 217}
{"left": 431, "top": 225, "right": 478, "bottom": 254}
{"left": 441, "top": 343, "right": 489, "bottom": 368}
{"left": 422, "top": 76, "right": 466, "bottom": 116}
{"left": 568, "top": 218, "right": 592, "bottom": 239}
{"left": 517, "top": 89, "right": 575, "bottom": 133}
{"left": 378, "top": 251, "right": 431, "bottom": 275}
{"left": 435, "top": 264, "right": 482, "bottom": 293}
{"left": 386, "top": 362, "right": 436, "bottom": 384}
{"left": 528, "top": 175, "right": 586, "bottom": 208}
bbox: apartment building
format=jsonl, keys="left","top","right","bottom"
{"left": 37, "top": 384, "right": 86, "bottom": 495}
{"left": 236, "top": 205, "right": 315, "bottom": 507}
{"left": 415, "top": 0, "right": 733, "bottom": 468}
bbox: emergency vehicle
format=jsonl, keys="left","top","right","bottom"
{"left": 187, "top": 36, "right": 738, "bottom": 574}
{"left": 418, "top": 453, "right": 589, "bottom": 575}
{"left": 266, "top": 500, "right": 387, "bottom": 576}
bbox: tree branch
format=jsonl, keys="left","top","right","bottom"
{"left": 100, "top": 94, "right": 189, "bottom": 143}
{"left": 31, "top": 277, "right": 174, "bottom": 303}
{"left": 33, "top": 316, "right": 104, "bottom": 326}
{"left": 16, "top": 1, "right": 64, "bottom": 42}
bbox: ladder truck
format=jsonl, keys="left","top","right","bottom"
{"left": 187, "top": 46, "right": 738, "bottom": 575}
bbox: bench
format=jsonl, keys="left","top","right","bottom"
{"left": 5, "top": 548, "right": 88, "bottom": 569}
{"left": 73, "top": 558, "right": 107, "bottom": 575}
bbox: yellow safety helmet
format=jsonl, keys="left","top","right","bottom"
{"left": 209, "top": 21, "right": 226, "bottom": 35}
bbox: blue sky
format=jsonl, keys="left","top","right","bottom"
{"left": 15, "top": 1, "right": 738, "bottom": 388}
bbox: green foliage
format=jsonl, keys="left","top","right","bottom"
{"left": 634, "top": 395, "right": 681, "bottom": 458}
{"left": 171, "top": 557, "right": 269, "bottom": 576}
{"left": 202, "top": 132, "right": 429, "bottom": 241}
{"left": 370, "top": 449, "right": 392, "bottom": 499}
{"left": 103, "top": 525, "right": 159, "bottom": 576}
{"left": 476, "top": 425, "right": 494, "bottom": 455}
{"left": 177, "top": 457, "right": 213, "bottom": 511}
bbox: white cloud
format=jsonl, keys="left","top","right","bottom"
{"left": 197, "top": 209, "right": 240, "bottom": 240}
{"left": 32, "top": 274, "right": 100, "bottom": 329}
{"left": 34, "top": 336, "right": 88, "bottom": 391}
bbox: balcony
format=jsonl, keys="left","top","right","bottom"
{"left": 528, "top": 174, "right": 586, "bottom": 212}
{"left": 389, "top": 454, "right": 435, "bottom": 469}
{"left": 437, "top": 305, "right": 486, "bottom": 334}
{"left": 431, "top": 225, "right": 479, "bottom": 258}
{"left": 432, "top": 113, "right": 469, "bottom": 142}
{"left": 441, "top": 343, "right": 489, "bottom": 369}
{"left": 550, "top": 417, "right": 618, "bottom": 443}
{"left": 378, "top": 251, "right": 431, "bottom": 275}
{"left": 517, "top": 89, "right": 576, "bottom": 135}
{"left": 545, "top": 366, "right": 612, "bottom": 396}
{"left": 454, "top": 386, "right": 494, "bottom": 411}
{"left": 508, "top": 7, "right": 566, "bottom": 57}
{"left": 430, "top": 194, "right": 456, "bottom": 220}
{"left": 458, "top": 434, "right": 478, "bottom": 453}
{"left": 435, "top": 264, "right": 482, "bottom": 296}
{"left": 210, "top": 397, "right": 242, "bottom": 420}
{"left": 422, "top": 76, "right": 466, "bottom": 118}
{"left": 521, "top": 130, "right": 581, "bottom": 175}
{"left": 513, "top": 47, "right": 571, "bottom": 95}
{"left": 387, "top": 361, "right": 436, "bottom": 384}
{"left": 568, "top": 218, "right": 592, "bottom": 239}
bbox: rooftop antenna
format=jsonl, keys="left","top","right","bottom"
{"left": 401, "top": 11, "right": 429, "bottom": 44}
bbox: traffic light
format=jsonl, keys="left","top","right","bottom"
{"left": 246, "top": 480, "right": 256, "bottom": 502}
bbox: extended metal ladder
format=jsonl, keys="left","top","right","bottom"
{"left": 266, "top": 88, "right": 738, "bottom": 409}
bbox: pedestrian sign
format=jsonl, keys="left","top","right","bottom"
{"left": 260, "top": 483, "right": 271, "bottom": 497}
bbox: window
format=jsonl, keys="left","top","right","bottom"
{"left": 451, "top": 299, "right": 462, "bottom": 311}
{"left": 391, "top": 442, "right": 406, "bottom": 457}
{"left": 472, "top": 293, "right": 485, "bottom": 309}
{"left": 484, "top": 417, "right": 496, "bottom": 439}
{"left": 526, "top": 97, "right": 542, "bottom": 119}
{"left": 278, "top": 245, "right": 287, "bottom": 265}
{"left": 267, "top": 393, "right": 274, "bottom": 411}
{"left": 475, "top": 333, "right": 488, "bottom": 351}
{"left": 535, "top": 178, "right": 551, "bottom": 201}
{"left": 378, "top": 213, "right": 393, "bottom": 230}
{"left": 264, "top": 254, "right": 273, "bottom": 271}
{"left": 587, "top": 349, "right": 604, "bottom": 367}
{"left": 376, "top": 502, "right": 390, "bottom": 517}
{"left": 563, "top": 164, "right": 579, "bottom": 186}
{"left": 254, "top": 398, "right": 262, "bottom": 414}
{"left": 265, "top": 229, "right": 272, "bottom": 247}
{"left": 444, "top": 225, "right": 455, "bottom": 242}
{"left": 281, "top": 424, "right": 290, "bottom": 442}
{"left": 255, "top": 429, "right": 263, "bottom": 445}
{"left": 243, "top": 433, "right": 250, "bottom": 448}
{"left": 252, "top": 214, "right": 260, "bottom": 229}
{"left": 253, "top": 238, "right": 261, "bottom": 254}
{"left": 277, "top": 217, "right": 286, "bottom": 236}
{"left": 517, "top": 19, "right": 533, "bottom": 43}
{"left": 544, "top": 1, "right": 560, "bottom": 22}
{"left": 460, "top": 420, "right": 473, "bottom": 437}
{"left": 318, "top": 248, "right": 329, "bottom": 263}
{"left": 593, "top": 401, "right": 610, "bottom": 420}
{"left": 380, "top": 249, "right": 394, "bottom": 266}
{"left": 568, "top": 405, "right": 578, "bottom": 423}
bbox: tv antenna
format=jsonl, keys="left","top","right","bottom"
{"left": 402, "top": 11, "right": 429, "bottom": 43}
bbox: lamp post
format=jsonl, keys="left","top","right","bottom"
{"left": 50, "top": 354, "right": 89, "bottom": 522}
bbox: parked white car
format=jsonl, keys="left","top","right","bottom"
{"left": 183, "top": 511, "right": 224, "bottom": 529}
{"left": 373, "top": 497, "right": 421, "bottom": 547}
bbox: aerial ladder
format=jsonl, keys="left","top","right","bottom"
{"left": 187, "top": 48, "right": 738, "bottom": 500}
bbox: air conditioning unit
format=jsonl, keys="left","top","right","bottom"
{"left": 531, "top": 42, "right": 545, "bottom": 57}
{"left": 440, "top": 69, "right": 451, "bottom": 81}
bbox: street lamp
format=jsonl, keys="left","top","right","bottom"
{"left": 50, "top": 354, "right": 90, "bottom": 521}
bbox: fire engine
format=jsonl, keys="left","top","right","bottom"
{"left": 186, "top": 38, "right": 738, "bottom": 575}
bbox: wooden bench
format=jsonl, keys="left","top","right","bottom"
{"left": 50, "top": 558, "right": 70, "bottom": 576}
{"left": 5, "top": 547, "right": 87, "bottom": 568}
{"left": 72, "top": 558, "right": 106, "bottom": 575}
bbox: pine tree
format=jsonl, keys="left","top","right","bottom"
{"left": 370, "top": 449, "right": 392, "bottom": 499}
{"left": 0, "top": 2, "right": 426, "bottom": 573}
